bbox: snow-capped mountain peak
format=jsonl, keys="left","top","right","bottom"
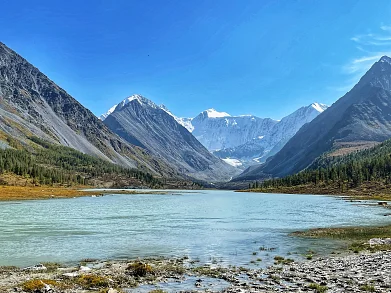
{"left": 208, "top": 102, "right": 328, "bottom": 169}
{"left": 116, "top": 94, "right": 158, "bottom": 110}
{"left": 99, "top": 94, "right": 157, "bottom": 120}
{"left": 311, "top": 102, "right": 328, "bottom": 113}
{"left": 204, "top": 108, "right": 231, "bottom": 118}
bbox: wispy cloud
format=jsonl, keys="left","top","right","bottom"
{"left": 343, "top": 54, "right": 387, "bottom": 74}
{"left": 330, "top": 27, "right": 391, "bottom": 95}
{"left": 344, "top": 26, "right": 391, "bottom": 75}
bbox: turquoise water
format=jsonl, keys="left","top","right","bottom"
{"left": 0, "top": 190, "right": 390, "bottom": 267}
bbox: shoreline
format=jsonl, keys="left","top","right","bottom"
{"left": 0, "top": 186, "right": 176, "bottom": 201}
{"left": 240, "top": 183, "right": 391, "bottom": 201}
{"left": 2, "top": 250, "right": 391, "bottom": 292}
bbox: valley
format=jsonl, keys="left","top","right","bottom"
{"left": 2, "top": 2, "right": 391, "bottom": 291}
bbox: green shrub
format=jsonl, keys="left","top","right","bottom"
{"left": 21, "top": 279, "right": 60, "bottom": 292}
{"left": 76, "top": 274, "right": 110, "bottom": 289}
{"left": 308, "top": 283, "right": 328, "bottom": 293}
{"left": 126, "top": 262, "right": 154, "bottom": 277}
{"left": 360, "top": 284, "right": 375, "bottom": 292}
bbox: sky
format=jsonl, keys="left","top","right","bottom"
{"left": 1, "top": 0, "right": 391, "bottom": 119}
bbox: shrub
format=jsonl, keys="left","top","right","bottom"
{"left": 126, "top": 262, "right": 154, "bottom": 277}
{"left": 360, "top": 284, "right": 376, "bottom": 292}
{"left": 21, "top": 279, "right": 59, "bottom": 292}
{"left": 308, "top": 283, "right": 328, "bottom": 293}
{"left": 77, "top": 274, "right": 110, "bottom": 289}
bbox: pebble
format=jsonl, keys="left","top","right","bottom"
{"left": 3, "top": 252, "right": 391, "bottom": 292}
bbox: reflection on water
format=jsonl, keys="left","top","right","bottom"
{"left": 0, "top": 190, "right": 389, "bottom": 267}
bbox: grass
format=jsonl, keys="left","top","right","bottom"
{"left": 191, "top": 266, "right": 229, "bottom": 278}
{"left": 21, "top": 279, "right": 63, "bottom": 292}
{"left": 76, "top": 274, "right": 110, "bottom": 289}
{"left": 293, "top": 225, "right": 391, "bottom": 253}
{"left": 273, "top": 256, "right": 294, "bottom": 265}
{"left": 359, "top": 284, "right": 376, "bottom": 292}
{"left": 242, "top": 181, "right": 391, "bottom": 201}
{"left": 292, "top": 225, "right": 391, "bottom": 240}
{"left": 126, "top": 262, "right": 154, "bottom": 277}
{"left": 350, "top": 242, "right": 391, "bottom": 253}
{"left": 0, "top": 185, "right": 90, "bottom": 200}
{"left": 308, "top": 283, "right": 328, "bottom": 293}
{"left": 0, "top": 185, "right": 171, "bottom": 201}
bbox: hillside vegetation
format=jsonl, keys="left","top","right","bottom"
{"left": 0, "top": 136, "right": 161, "bottom": 188}
{"left": 248, "top": 138, "right": 391, "bottom": 198}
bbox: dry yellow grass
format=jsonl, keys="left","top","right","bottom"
{"left": 0, "top": 186, "right": 90, "bottom": 201}
{"left": 0, "top": 186, "right": 168, "bottom": 201}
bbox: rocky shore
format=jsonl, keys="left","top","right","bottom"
{"left": 1, "top": 250, "right": 391, "bottom": 293}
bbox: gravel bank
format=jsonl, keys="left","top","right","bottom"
{"left": 1, "top": 251, "right": 391, "bottom": 293}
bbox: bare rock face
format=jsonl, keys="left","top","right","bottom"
{"left": 0, "top": 42, "right": 175, "bottom": 176}
{"left": 103, "top": 95, "right": 239, "bottom": 182}
{"left": 236, "top": 55, "right": 391, "bottom": 181}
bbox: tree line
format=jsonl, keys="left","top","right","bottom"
{"left": 0, "top": 136, "right": 161, "bottom": 187}
{"left": 251, "top": 139, "right": 391, "bottom": 191}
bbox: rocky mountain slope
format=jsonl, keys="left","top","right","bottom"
{"left": 169, "top": 103, "right": 327, "bottom": 169}
{"left": 236, "top": 56, "right": 391, "bottom": 180}
{"left": 213, "top": 103, "right": 328, "bottom": 168}
{"left": 0, "top": 42, "right": 175, "bottom": 177}
{"left": 190, "top": 109, "right": 278, "bottom": 152}
{"left": 101, "top": 95, "right": 238, "bottom": 182}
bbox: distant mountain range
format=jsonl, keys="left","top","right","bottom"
{"left": 236, "top": 56, "right": 391, "bottom": 181}
{"left": 148, "top": 103, "right": 328, "bottom": 169}
{"left": 3, "top": 40, "right": 391, "bottom": 188}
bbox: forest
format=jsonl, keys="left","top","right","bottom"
{"left": 0, "top": 136, "right": 161, "bottom": 187}
{"left": 251, "top": 138, "right": 391, "bottom": 192}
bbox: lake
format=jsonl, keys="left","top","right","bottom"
{"left": 0, "top": 190, "right": 390, "bottom": 267}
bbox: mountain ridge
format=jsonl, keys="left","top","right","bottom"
{"left": 236, "top": 55, "right": 391, "bottom": 181}
{"left": 0, "top": 41, "right": 176, "bottom": 177}
{"left": 102, "top": 95, "right": 238, "bottom": 182}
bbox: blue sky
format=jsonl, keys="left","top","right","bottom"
{"left": 1, "top": 0, "right": 391, "bottom": 119}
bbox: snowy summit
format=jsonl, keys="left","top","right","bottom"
{"left": 203, "top": 108, "right": 231, "bottom": 118}
{"left": 100, "top": 94, "right": 157, "bottom": 120}
{"left": 310, "top": 102, "right": 328, "bottom": 113}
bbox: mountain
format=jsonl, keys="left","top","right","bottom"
{"left": 213, "top": 103, "right": 328, "bottom": 167}
{"left": 190, "top": 110, "right": 278, "bottom": 151}
{"left": 171, "top": 103, "right": 327, "bottom": 169}
{"left": 101, "top": 95, "right": 238, "bottom": 182}
{"left": 0, "top": 42, "right": 175, "bottom": 177}
{"left": 236, "top": 56, "right": 391, "bottom": 180}
{"left": 250, "top": 136, "right": 391, "bottom": 196}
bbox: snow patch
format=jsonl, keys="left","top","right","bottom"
{"left": 99, "top": 104, "right": 118, "bottom": 120}
{"left": 222, "top": 158, "right": 243, "bottom": 167}
{"left": 311, "top": 102, "right": 328, "bottom": 113}
{"left": 205, "top": 108, "right": 230, "bottom": 118}
{"left": 160, "top": 105, "right": 194, "bottom": 132}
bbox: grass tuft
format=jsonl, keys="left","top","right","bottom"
{"left": 76, "top": 274, "right": 110, "bottom": 289}
{"left": 308, "top": 283, "right": 328, "bottom": 293}
{"left": 126, "top": 262, "right": 154, "bottom": 277}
